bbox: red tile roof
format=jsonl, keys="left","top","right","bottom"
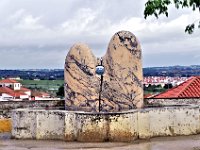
{"left": 153, "top": 76, "right": 200, "bottom": 98}
{"left": 31, "top": 91, "right": 50, "bottom": 97}
{"left": 0, "top": 79, "right": 19, "bottom": 84}
{"left": 20, "top": 87, "right": 31, "bottom": 91}
{"left": 144, "top": 93, "right": 154, "bottom": 98}
{"left": 0, "top": 87, "right": 14, "bottom": 94}
{"left": 0, "top": 87, "right": 26, "bottom": 97}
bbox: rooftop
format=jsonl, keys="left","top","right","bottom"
{"left": 31, "top": 91, "right": 50, "bottom": 97}
{"left": 0, "top": 87, "right": 26, "bottom": 97}
{"left": 152, "top": 76, "right": 200, "bottom": 98}
{"left": 0, "top": 79, "right": 19, "bottom": 84}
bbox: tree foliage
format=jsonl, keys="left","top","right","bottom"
{"left": 56, "top": 85, "right": 64, "bottom": 98}
{"left": 144, "top": 0, "right": 200, "bottom": 34}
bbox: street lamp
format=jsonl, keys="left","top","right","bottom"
{"left": 96, "top": 58, "right": 105, "bottom": 112}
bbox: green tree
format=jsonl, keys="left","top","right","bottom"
{"left": 56, "top": 85, "right": 64, "bottom": 98}
{"left": 164, "top": 83, "right": 173, "bottom": 89}
{"left": 144, "top": 0, "right": 200, "bottom": 34}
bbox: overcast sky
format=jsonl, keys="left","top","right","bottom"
{"left": 0, "top": 0, "right": 199, "bottom": 69}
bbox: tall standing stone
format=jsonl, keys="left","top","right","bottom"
{"left": 64, "top": 43, "right": 99, "bottom": 111}
{"left": 102, "top": 31, "right": 143, "bottom": 110}
{"left": 64, "top": 31, "right": 143, "bottom": 112}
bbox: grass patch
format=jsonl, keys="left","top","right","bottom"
{"left": 18, "top": 80, "right": 64, "bottom": 91}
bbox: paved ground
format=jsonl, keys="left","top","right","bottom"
{"left": 0, "top": 133, "right": 200, "bottom": 150}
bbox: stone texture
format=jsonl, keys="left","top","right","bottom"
{"left": 146, "top": 98, "right": 200, "bottom": 106}
{"left": 75, "top": 114, "right": 108, "bottom": 142}
{"left": 0, "top": 100, "right": 65, "bottom": 118}
{"left": 102, "top": 31, "right": 143, "bottom": 110}
{"left": 64, "top": 43, "right": 99, "bottom": 111}
{"left": 36, "top": 111, "right": 65, "bottom": 140}
{"left": 65, "top": 31, "right": 143, "bottom": 112}
{"left": 12, "top": 110, "right": 37, "bottom": 139}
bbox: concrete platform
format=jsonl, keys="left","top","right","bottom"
{"left": 0, "top": 134, "right": 199, "bottom": 150}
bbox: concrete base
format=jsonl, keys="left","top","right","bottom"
{"left": 12, "top": 106, "right": 200, "bottom": 142}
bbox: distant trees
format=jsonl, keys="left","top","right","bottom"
{"left": 144, "top": 0, "right": 200, "bottom": 34}
{"left": 144, "top": 83, "right": 173, "bottom": 94}
{"left": 56, "top": 85, "right": 64, "bottom": 98}
{"left": 143, "top": 66, "right": 200, "bottom": 77}
{"left": 0, "top": 70, "right": 64, "bottom": 80}
{"left": 164, "top": 83, "right": 173, "bottom": 89}
{"left": 144, "top": 84, "right": 166, "bottom": 93}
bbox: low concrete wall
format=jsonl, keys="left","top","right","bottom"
{"left": 146, "top": 98, "right": 200, "bottom": 106}
{"left": 0, "top": 119, "right": 12, "bottom": 133}
{"left": 12, "top": 105, "right": 200, "bottom": 142}
{"left": 0, "top": 100, "right": 65, "bottom": 118}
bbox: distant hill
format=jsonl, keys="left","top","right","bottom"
{"left": 0, "top": 69, "right": 64, "bottom": 80}
{"left": 0, "top": 65, "right": 200, "bottom": 80}
{"left": 143, "top": 65, "right": 200, "bottom": 77}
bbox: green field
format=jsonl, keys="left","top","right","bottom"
{"left": 18, "top": 80, "right": 64, "bottom": 92}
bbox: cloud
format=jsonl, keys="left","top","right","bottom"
{"left": 0, "top": 0, "right": 199, "bottom": 68}
{"left": 15, "top": 14, "right": 43, "bottom": 30}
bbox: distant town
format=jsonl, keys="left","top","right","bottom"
{"left": 0, "top": 69, "right": 64, "bottom": 101}
{"left": 143, "top": 65, "right": 200, "bottom": 77}
{"left": 0, "top": 65, "right": 200, "bottom": 101}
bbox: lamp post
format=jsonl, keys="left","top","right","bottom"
{"left": 95, "top": 58, "right": 105, "bottom": 112}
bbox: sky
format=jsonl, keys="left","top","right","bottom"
{"left": 0, "top": 0, "right": 200, "bottom": 69}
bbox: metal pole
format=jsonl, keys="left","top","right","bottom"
{"left": 98, "top": 59, "right": 103, "bottom": 112}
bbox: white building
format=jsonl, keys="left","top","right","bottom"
{"left": 0, "top": 79, "right": 31, "bottom": 100}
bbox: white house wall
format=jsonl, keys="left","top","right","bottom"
{"left": 2, "top": 93, "right": 13, "bottom": 99}
{"left": 24, "top": 91, "right": 31, "bottom": 96}
{"left": 13, "top": 83, "right": 21, "bottom": 91}
{"left": 20, "top": 95, "right": 29, "bottom": 99}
